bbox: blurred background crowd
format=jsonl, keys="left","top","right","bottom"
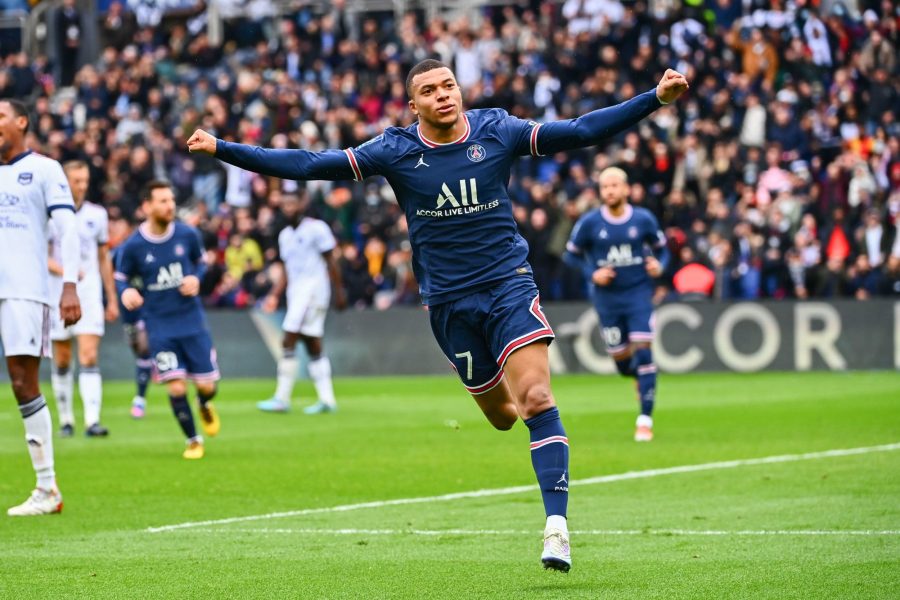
{"left": 1, "top": 0, "right": 898, "bottom": 308}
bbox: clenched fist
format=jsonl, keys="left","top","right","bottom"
{"left": 186, "top": 129, "right": 218, "bottom": 155}
{"left": 656, "top": 69, "right": 689, "bottom": 104}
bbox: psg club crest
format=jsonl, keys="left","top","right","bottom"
{"left": 628, "top": 226, "right": 638, "bottom": 239}
{"left": 174, "top": 244, "right": 185, "bottom": 256}
{"left": 17, "top": 172, "right": 32, "bottom": 185}
{"left": 467, "top": 144, "right": 486, "bottom": 163}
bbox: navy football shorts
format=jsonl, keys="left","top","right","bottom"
{"left": 149, "top": 329, "right": 220, "bottom": 383}
{"left": 596, "top": 303, "right": 655, "bottom": 355}
{"left": 429, "top": 276, "right": 554, "bottom": 395}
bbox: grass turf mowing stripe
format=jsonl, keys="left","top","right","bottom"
{"left": 146, "top": 441, "right": 900, "bottom": 534}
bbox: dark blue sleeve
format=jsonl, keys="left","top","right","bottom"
{"left": 114, "top": 242, "right": 136, "bottom": 298}
{"left": 215, "top": 140, "right": 362, "bottom": 181}
{"left": 531, "top": 90, "right": 663, "bottom": 156}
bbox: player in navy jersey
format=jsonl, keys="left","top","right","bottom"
{"left": 114, "top": 181, "right": 221, "bottom": 459}
{"left": 188, "top": 60, "right": 688, "bottom": 570}
{"left": 112, "top": 241, "right": 154, "bottom": 420}
{"left": 565, "top": 167, "right": 670, "bottom": 442}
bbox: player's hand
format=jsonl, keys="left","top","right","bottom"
{"left": 59, "top": 282, "right": 82, "bottom": 327}
{"left": 186, "top": 129, "right": 218, "bottom": 155}
{"left": 645, "top": 256, "right": 663, "bottom": 278}
{"left": 261, "top": 293, "right": 279, "bottom": 313}
{"left": 179, "top": 275, "right": 200, "bottom": 297}
{"left": 656, "top": 69, "right": 689, "bottom": 104}
{"left": 334, "top": 288, "right": 348, "bottom": 311}
{"left": 592, "top": 266, "right": 616, "bottom": 286}
{"left": 122, "top": 288, "right": 144, "bottom": 311}
{"left": 104, "top": 299, "right": 120, "bottom": 322}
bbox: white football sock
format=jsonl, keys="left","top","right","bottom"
{"left": 79, "top": 367, "right": 103, "bottom": 427}
{"left": 274, "top": 354, "right": 299, "bottom": 404}
{"left": 308, "top": 356, "right": 336, "bottom": 408}
{"left": 636, "top": 414, "right": 653, "bottom": 428}
{"left": 546, "top": 514, "right": 568, "bottom": 533}
{"left": 51, "top": 365, "right": 75, "bottom": 426}
{"left": 20, "top": 396, "right": 56, "bottom": 490}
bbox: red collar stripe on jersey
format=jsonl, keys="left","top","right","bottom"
{"left": 344, "top": 148, "right": 363, "bottom": 181}
{"left": 530, "top": 123, "right": 542, "bottom": 157}
{"left": 417, "top": 114, "right": 471, "bottom": 148}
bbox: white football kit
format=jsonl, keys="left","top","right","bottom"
{"left": 0, "top": 151, "right": 75, "bottom": 357}
{"left": 48, "top": 201, "right": 109, "bottom": 340}
{"left": 279, "top": 218, "right": 336, "bottom": 337}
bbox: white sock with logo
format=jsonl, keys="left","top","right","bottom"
{"left": 51, "top": 365, "right": 75, "bottom": 427}
{"left": 308, "top": 356, "right": 336, "bottom": 408}
{"left": 79, "top": 366, "right": 102, "bottom": 427}
{"left": 20, "top": 396, "right": 56, "bottom": 490}
{"left": 275, "top": 351, "right": 299, "bottom": 405}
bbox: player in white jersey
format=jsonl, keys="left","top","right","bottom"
{"left": 47, "top": 161, "right": 119, "bottom": 437}
{"left": 258, "top": 193, "right": 347, "bottom": 414}
{"left": 0, "top": 99, "right": 82, "bottom": 516}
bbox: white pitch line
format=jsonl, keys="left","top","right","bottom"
{"left": 146, "top": 442, "right": 900, "bottom": 534}
{"left": 192, "top": 528, "right": 900, "bottom": 537}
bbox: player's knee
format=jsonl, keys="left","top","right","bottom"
{"left": 612, "top": 352, "right": 634, "bottom": 377}
{"left": 520, "top": 384, "right": 555, "bottom": 418}
{"left": 168, "top": 380, "right": 187, "bottom": 397}
{"left": 10, "top": 376, "right": 37, "bottom": 402}
{"left": 197, "top": 381, "right": 217, "bottom": 397}
{"left": 78, "top": 349, "right": 98, "bottom": 367}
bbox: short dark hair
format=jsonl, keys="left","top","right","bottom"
{"left": 63, "top": 159, "right": 88, "bottom": 174}
{"left": 0, "top": 98, "right": 30, "bottom": 134}
{"left": 406, "top": 59, "right": 451, "bottom": 97}
{"left": 140, "top": 179, "right": 173, "bottom": 202}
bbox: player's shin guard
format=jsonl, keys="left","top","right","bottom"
{"left": 274, "top": 349, "right": 298, "bottom": 404}
{"left": 308, "top": 356, "right": 336, "bottom": 408}
{"left": 136, "top": 357, "right": 153, "bottom": 399}
{"left": 169, "top": 394, "right": 198, "bottom": 440}
{"left": 79, "top": 366, "right": 102, "bottom": 426}
{"left": 19, "top": 396, "right": 56, "bottom": 490}
{"left": 524, "top": 407, "right": 569, "bottom": 518}
{"left": 51, "top": 365, "right": 75, "bottom": 426}
{"left": 633, "top": 347, "right": 656, "bottom": 417}
{"left": 614, "top": 356, "right": 635, "bottom": 377}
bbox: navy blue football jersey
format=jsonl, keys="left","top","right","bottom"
{"left": 216, "top": 89, "right": 664, "bottom": 305}
{"left": 114, "top": 222, "right": 207, "bottom": 335}
{"left": 567, "top": 205, "right": 666, "bottom": 312}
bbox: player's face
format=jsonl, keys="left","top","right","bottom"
{"left": 0, "top": 101, "right": 26, "bottom": 158}
{"left": 408, "top": 68, "right": 463, "bottom": 129}
{"left": 599, "top": 174, "right": 629, "bottom": 209}
{"left": 66, "top": 166, "right": 89, "bottom": 208}
{"left": 143, "top": 187, "right": 176, "bottom": 225}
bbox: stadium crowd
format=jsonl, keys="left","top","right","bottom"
{"left": 2, "top": 0, "right": 898, "bottom": 308}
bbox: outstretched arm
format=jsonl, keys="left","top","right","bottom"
{"left": 532, "top": 69, "right": 689, "bottom": 156}
{"left": 187, "top": 129, "right": 358, "bottom": 181}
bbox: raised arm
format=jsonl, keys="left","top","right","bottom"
{"left": 534, "top": 69, "right": 689, "bottom": 156}
{"left": 187, "top": 129, "right": 357, "bottom": 182}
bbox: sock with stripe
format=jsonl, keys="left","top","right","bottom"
{"left": 274, "top": 348, "right": 298, "bottom": 405}
{"left": 79, "top": 366, "right": 102, "bottom": 426}
{"left": 169, "top": 394, "right": 197, "bottom": 440}
{"left": 51, "top": 364, "right": 75, "bottom": 427}
{"left": 524, "top": 406, "right": 569, "bottom": 520}
{"left": 634, "top": 347, "right": 656, "bottom": 417}
{"left": 19, "top": 395, "right": 56, "bottom": 490}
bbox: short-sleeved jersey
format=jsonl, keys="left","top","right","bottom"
{"left": 0, "top": 151, "right": 75, "bottom": 304}
{"left": 278, "top": 217, "right": 336, "bottom": 288}
{"left": 114, "top": 221, "right": 207, "bottom": 336}
{"left": 346, "top": 108, "right": 549, "bottom": 305}
{"left": 567, "top": 204, "right": 666, "bottom": 312}
{"left": 48, "top": 201, "right": 109, "bottom": 303}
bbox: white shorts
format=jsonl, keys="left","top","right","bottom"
{"left": 50, "top": 296, "right": 105, "bottom": 341}
{"left": 282, "top": 282, "right": 330, "bottom": 338}
{"left": 0, "top": 299, "right": 50, "bottom": 357}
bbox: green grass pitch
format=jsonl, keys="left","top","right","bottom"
{"left": 0, "top": 372, "right": 898, "bottom": 599}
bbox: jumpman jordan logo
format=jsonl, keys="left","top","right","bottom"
{"left": 556, "top": 471, "right": 567, "bottom": 486}
{"left": 415, "top": 153, "right": 430, "bottom": 169}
